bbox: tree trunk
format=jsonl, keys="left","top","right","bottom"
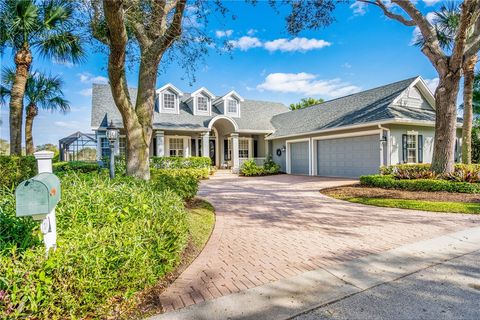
{"left": 431, "top": 73, "right": 462, "bottom": 174}
{"left": 9, "top": 47, "right": 32, "bottom": 155}
{"left": 25, "top": 103, "right": 38, "bottom": 155}
{"left": 461, "top": 55, "right": 477, "bottom": 164}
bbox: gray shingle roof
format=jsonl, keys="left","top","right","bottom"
{"left": 269, "top": 76, "right": 439, "bottom": 139}
{"left": 91, "top": 84, "right": 289, "bottom": 132}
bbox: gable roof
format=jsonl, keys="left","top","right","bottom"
{"left": 91, "top": 84, "right": 288, "bottom": 132}
{"left": 268, "top": 76, "right": 441, "bottom": 139}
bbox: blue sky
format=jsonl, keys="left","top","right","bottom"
{"left": 0, "top": 0, "right": 446, "bottom": 146}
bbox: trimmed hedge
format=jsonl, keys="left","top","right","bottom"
{"left": 151, "top": 168, "right": 201, "bottom": 200}
{"left": 360, "top": 174, "right": 480, "bottom": 193}
{"left": 53, "top": 161, "right": 100, "bottom": 174}
{"left": 150, "top": 156, "right": 211, "bottom": 169}
{"left": 380, "top": 163, "right": 480, "bottom": 182}
{"left": 240, "top": 157, "right": 281, "bottom": 176}
{"left": 0, "top": 172, "right": 189, "bottom": 319}
{"left": 0, "top": 156, "right": 37, "bottom": 188}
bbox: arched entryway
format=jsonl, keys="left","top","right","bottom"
{"left": 206, "top": 116, "right": 240, "bottom": 171}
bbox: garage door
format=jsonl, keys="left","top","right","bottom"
{"left": 289, "top": 141, "right": 310, "bottom": 175}
{"left": 316, "top": 135, "right": 380, "bottom": 178}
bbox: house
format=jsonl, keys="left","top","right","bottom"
{"left": 90, "top": 76, "right": 462, "bottom": 178}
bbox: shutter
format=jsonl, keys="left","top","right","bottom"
{"left": 224, "top": 139, "right": 228, "bottom": 160}
{"left": 402, "top": 134, "right": 408, "bottom": 163}
{"left": 154, "top": 94, "right": 159, "bottom": 112}
{"left": 418, "top": 135, "right": 423, "bottom": 163}
{"left": 455, "top": 138, "right": 459, "bottom": 162}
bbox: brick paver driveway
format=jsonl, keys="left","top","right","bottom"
{"left": 159, "top": 172, "right": 479, "bottom": 312}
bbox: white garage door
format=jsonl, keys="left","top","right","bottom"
{"left": 289, "top": 141, "right": 310, "bottom": 175}
{"left": 316, "top": 135, "right": 380, "bottom": 178}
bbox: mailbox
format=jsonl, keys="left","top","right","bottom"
{"left": 15, "top": 173, "right": 61, "bottom": 220}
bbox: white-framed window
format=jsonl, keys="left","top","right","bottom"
{"left": 407, "top": 134, "right": 417, "bottom": 163}
{"left": 239, "top": 139, "right": 249, "bottom": 158}
{"left": 119, "top": 137, "right": 127, "bottom": 156}
{"left": 169, "top": 138, "right": 184, "bottom": 157}
{"left": 101, "top": 137, "right": 110, "bottom": 158}
{"left": 163, "top": 92, "right": 176, "bottom": 109}
{"left": 227, "top": 99, "right": 238, "bottom": 113}
{"left": 197, "top": 96, "right": 208, "bottom": 112}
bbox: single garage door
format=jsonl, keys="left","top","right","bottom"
{"left": 316, "top": 135, "right": 380, "bottom": 178}
{"left": 290, "top": 141, "right": 310, "bottom": 175}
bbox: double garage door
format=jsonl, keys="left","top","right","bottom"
{"left": 289, "top": 135, "right": 380, "bottom": 178}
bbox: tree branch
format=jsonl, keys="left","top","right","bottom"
{"left": 450, "top": 0, "right": 478, "bottom": 70}
{"left": 358, "top": 0, "right": 415, "bottom": 27}
{"left": 464, "top": 2, "right": 480, "bottom": 57}
{"left": 151, "top": 0, "right": 186, "bottom": 54}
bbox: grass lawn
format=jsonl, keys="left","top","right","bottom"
{"left": 186, "top": 199, "right": 215, "bottom": 249}
{"left": 336, "top": 196, "right": 480, "bottom": 214}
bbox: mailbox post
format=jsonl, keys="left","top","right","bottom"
{"left": 15, "top": 151, "right": 59, "bottom": 254}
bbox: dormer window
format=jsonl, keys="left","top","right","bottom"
{"left": 163, "top": 92, "right": 176, "bottom": 109}
{"left": 189, "top": 87, "right": 215, "bottom": 116}
{"left": 197, "top": 96, "right": 208, "bottom": 112}
{"left": 156, "top": 83, "right": 184, "bottom": 114}
{"left": 227, "top": 98, "right": 238, "bottom": 114}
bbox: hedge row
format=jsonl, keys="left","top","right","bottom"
{"left": 53, "top": 161, "right": 100, "bottom": 173}
{"left": 360, "top": 175, "right": 480, "bottom": 193}
{"left": 380, "top": 163, "right": 480, "bottom": 183}
{"left": 0, "top": 156, "right": 37, "bottom": 189}
{"left": 151, "top": 168, "right": 202, "bottom": 200}
{"left": 0, "top": 172, "right": 189, "bottom": 319}
{"left": 239, "top": 157, "right": 281, "bottom": 176}
{"left": 150, "top": 156, "right": 211, "bottom": 169}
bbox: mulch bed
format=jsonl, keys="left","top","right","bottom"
{"left": 322, "top": 184, "right": 480, "bottom": 203}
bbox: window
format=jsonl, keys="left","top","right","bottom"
{"left": 197, "top": 96, "right": 208, "bottom": 112}
{"left": 101, "top": 137, "right": 110, "bottom": 158}
{"left": 239, "top": 139, "right": 249, "bottom": 158}
{"left": 169, "top": 138, "right": 184, "bottom": 157}
{"left": 119, "top": 137, "right": 127, "bottom": 156}
{"left": 227, "top": 99, "right": 237, "bottom": 113}
{"left": 163, "top": 92, "right": 175, "bottom": 109}
{"left": 407, "top": 134, "right": 417, "bottom": 163}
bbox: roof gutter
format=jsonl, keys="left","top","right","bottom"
{"left": 266, "top": 118, "right": 462, "bottom": 141}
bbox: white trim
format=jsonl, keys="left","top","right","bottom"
{"left": 159, "top": 90, "right": 180, "bottom": 114}
{"left": 266, "top": 118, "right": 462, "bottom": 141}
{"left": 156, "top": 83, "right": 184, "bottom": 96}
{"left": 189, "top": 87, "right": 215, "bottom": 99}
{"left": 207, "top": 115, "right": 239, "bottom": 132}
{"left": 286, "top": 138, "right": 311, "bottom": 175}
{"left": 165, "top": 135, "right": 191, "bottom": 157}
{"left": 213, "top": 90, "right": 245, "bottom": 104}
{"left": 392, "top": 76, "right": 435, "bottom": 109}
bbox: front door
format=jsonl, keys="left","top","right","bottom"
{"left": 209, "top": 139, "right": 216, "bottom": 166}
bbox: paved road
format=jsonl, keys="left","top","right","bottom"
{"left": 294, "top": 250, "right": 480, "bottom": 320}
{"left": 159, "top": 172, "right": 480, "bottom": 312}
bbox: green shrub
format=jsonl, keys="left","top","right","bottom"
{"left": 0, "top": 156, "right": 36, "bottom": 188}
{"left": 0, "top": 189, "right": 41, "bottom": 255}
{"left": 150, "top": 156, "right": 211, "bottom": 169}
{"left": 53, "top": 161, "right": 100, "bottom": 173}
{"left": 240, "top": 157, "right": 280, "bottom": 176}
{"left": 360, "top": 174, "right": 480, "bottom": 193}
{"left": 0, "top": 172, "right": 189, "bottom": 319}
{"left": 380, "top": 164, "right": 480, "bottom": 182}
{"left": 151, "top": 168, "right": 201, "bottom": 200}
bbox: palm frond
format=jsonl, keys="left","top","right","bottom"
{"left": 36, "top": 31, "right": 84, "bottom": 64}
{"left": 42, "top": 0, "right": 74, "bottom": 30}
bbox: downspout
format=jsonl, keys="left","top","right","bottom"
{"left": 378, "top": 125, "right": 391, "bottom": 167}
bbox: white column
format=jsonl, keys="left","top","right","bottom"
{"left": 34, "top": 151, "right": 57, "bottom": 254}
{"left": 231, "top": 133, "right": 239, "bottom": 173}
{"left": 156, "top": 131, "right": 165, "bottom": 157}
{"left": 184, "top": 137, "right": 190, "bottom": 157}
{"left": 264, "top": 135, "right": 270, "bottom": 157}
{"left": 201, "top": 132, "right": 210, "bottom": 158}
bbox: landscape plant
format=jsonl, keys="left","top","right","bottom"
{"left": 0, "top": 155, "right": 36, "bottom": 188}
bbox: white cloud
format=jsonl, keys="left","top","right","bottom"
{"left": 257, "top": 72, "right": 361, "bottom": 98}
{"left": 215, "top": 29, "right": 233, "bottom": 38}
{"left": 424, "top": 77, "right": 439, "bottom": 93}
{"left": 52, "top": 58, "right": 74, "bottom": 68}
{"left": 228, "top": 36, "right": 331, "bottom": 52}
{"left": 78, "top": 88, "right": 92, "bottom": 96}
{"left": 247, "top": 28, "right": 257, "bottom": 36}
{"left": 342, "top": 62, "right": 352, "bottom": 69}
{"left": 54, "top": 120, "right": 84, "bottom": 128}
{"left": 264, "top": 37, "right": 331, "bottom": 52}
{"left": 350, "top": 1, "right": 367, "bottom": 16}
{"left": 78, "top": 72, "right": 108, "bottom": 84}
{"left": 228, "top": 36, "right": 262, "bottom": 51}
{"left": 423, "top": 0, "right": 441, "bottom": 6}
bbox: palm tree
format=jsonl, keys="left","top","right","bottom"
{"left": 1, "top": 69, "right": 69, "bottom": 155}
{"left": 0, "top": 0, "right": 83, "bottom": 155}
{"left": 415, "top": 3, "right": 478, "bottom": 164}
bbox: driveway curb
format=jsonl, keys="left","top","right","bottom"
{"left": 148, "top": 226, "right": 480, "bottom": 320}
